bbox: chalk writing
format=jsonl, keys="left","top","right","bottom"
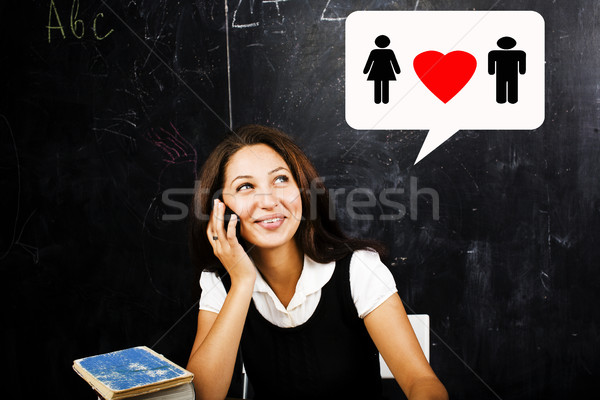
{"left": 47, "top": 0, "right": 66, "bottom": 41}
{"left": 93, "top": 13, "right": 113, "bottom": 40}
{"left": 0, "top": 114, "right": 39, "bottom": 263}
{"left": 232, "top": 0, "right": 260, "bottom": 28}
{"left": 231, "top": 0, "right": 346, "bottom": 29}
{"left": 321, "top": 0, "right": 346, "bottom": 22}
{"left": 146, "top": 123, "right": 198, "bottom": 175}
{"left": 47, "top": 0, "right": 114, "bottom": 43}
{"left": 70, "top": 0, "right": 84, "bottom": 39}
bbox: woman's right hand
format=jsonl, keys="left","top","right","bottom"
{"left": 206, "top": 198, "right": 257, "bottom": 285}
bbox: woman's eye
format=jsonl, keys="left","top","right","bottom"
{"left": 274, "top": 175, "right": 289, "bottom": 184}
{"left": 236, "top": 183, "right": 253, "bottom": 192}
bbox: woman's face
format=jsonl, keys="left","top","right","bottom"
{"left": 222, "top": 144, "right": 302, "bottom": 251}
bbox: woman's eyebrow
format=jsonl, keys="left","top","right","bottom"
{"left": 268, "top": 166, "right": 289, "bottom": 175}
{"left": 230, "top": 167, "right": 290, "bottom": 187}
{"left": 230, "top": 175, "right": 252, "bottom": 187}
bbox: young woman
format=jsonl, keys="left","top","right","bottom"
{"left": 187, "top": 125, "right": 448, "bottom": 400}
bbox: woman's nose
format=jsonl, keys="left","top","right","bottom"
{"left": 255, "top": 191, "right": 278, "bottom": 209}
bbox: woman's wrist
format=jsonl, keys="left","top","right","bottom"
{"left": 229, "top": 270, "right": 256, "bottom": 290}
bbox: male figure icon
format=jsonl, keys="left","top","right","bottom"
{"left": 488, "top": 36, "right": 526, "bottom": 104}
{"left": 363, "top": 35, "right": 401, "bottom": 104}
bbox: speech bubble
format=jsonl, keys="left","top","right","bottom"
{"left": 345, "top": 11, "right": 545, "bottom": 164}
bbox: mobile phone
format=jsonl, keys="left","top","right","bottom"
{"left": 223, "top": 205, "right": 243, "bottom": 242}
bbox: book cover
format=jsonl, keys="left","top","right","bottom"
{"left": 73, "top": 346, "right": 194, "bottom": 399}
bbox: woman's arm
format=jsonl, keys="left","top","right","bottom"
{"left": 363, "top": 52, "right": 375, "bottom": 74}
{"left": 186, "top": 199, "right": 257, "bottom": 400}
{"left": 364, "top": 293, "right": 449, "bottom": 400}
{"left": 390, "top": 51, "right": 401, "bottom": 74}
{"left": 187, "top": 278, "right": 254, "bottom": 400}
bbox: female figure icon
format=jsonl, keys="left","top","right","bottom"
{"left": 363, "top": 35, "right": 401, "bottom": 104}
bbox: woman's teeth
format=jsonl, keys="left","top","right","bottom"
{"left": 262, "top": 218, "right": 282, "bottom": 224}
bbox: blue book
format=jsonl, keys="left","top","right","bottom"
{"left": 73, "top": 346, "right": 194, "bottom": 399}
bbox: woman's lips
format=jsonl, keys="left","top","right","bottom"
{"left": 254, "top": 216, "right": 285, "bottom": 230}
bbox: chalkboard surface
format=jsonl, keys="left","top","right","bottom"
{"left": 2, "top": 1, "right": 599, "bottom": 399}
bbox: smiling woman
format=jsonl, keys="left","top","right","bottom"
{"left": 222, "top": 144, "right": 303, "bottom": 253}
{"left": 186, "top": 125, "right": 448, "bottom": 400}
{"left": 188, "top": 124, "right": 384, "bottom": 273}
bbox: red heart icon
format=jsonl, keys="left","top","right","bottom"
{"left": 413, "top": 51, "right": 477, "bottom": 103}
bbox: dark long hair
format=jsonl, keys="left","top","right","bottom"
{"left": 189, "top": 124, "right": 386, "bottom": 273}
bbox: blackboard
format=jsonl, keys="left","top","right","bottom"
{"left": 2, "top": 1, "right": 599, "bottom": 399}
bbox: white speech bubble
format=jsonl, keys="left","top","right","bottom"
{"left": 345, "top": 11, "right": 545, "bottom": 164}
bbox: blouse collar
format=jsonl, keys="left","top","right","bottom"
{"left": 253, "top": 254, "right": 335, "bottom": 311}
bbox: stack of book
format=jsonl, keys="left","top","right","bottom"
{"left": 73, "top": 346, "right": 194, "bottom": 399}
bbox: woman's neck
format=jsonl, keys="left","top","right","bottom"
{"left": 251, "top": 240, "right": 303, "bottom": 308}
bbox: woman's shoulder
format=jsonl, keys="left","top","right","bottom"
{"left": 348, "top": 248, "right": 394, "bottom": 286}
{"left": 349, "top": 248, "right": 384, "bottom": 265}
{"left": 348, "top": 248, "right": 397, "bottom": 319}
{"left": 199, "top": 269, "right": 223, "bottom": 289}
{"left": 199, "top": 270, "right": 228, "bottom": 313}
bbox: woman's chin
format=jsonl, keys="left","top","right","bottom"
{"left": 245, "top": 233, "right": 295, "bottom": 252}
{"left": 248, "top": 240, "right": 288, "bottom": 251}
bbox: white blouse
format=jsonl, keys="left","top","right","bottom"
{"left": 198, "top": 249, "right": 398, "bottom": 328}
